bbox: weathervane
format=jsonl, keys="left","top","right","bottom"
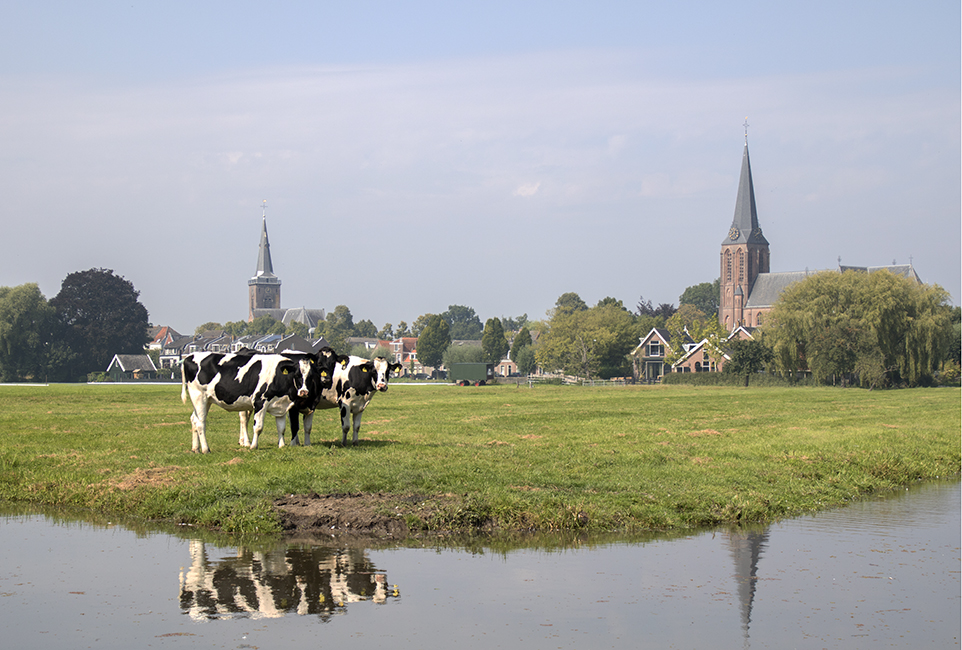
{"left": 262, "top": 199, "right": 267, "bottom": 218}
{"left": 743, "top": 117, "right": 749, "bottom": 143}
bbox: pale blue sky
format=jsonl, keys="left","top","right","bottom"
{"left": 1, "top": 1, "right": 958, "bottom": 332}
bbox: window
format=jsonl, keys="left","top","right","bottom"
{"left": 648, "top": 341, "right": 663, "bottom": 357}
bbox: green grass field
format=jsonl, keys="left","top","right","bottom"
{"left": 0, "top": 382, "right": 957, "bottom": 536}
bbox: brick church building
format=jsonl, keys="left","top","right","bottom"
{"left": 718, "top": 137, "right": 919, "bottom": 332}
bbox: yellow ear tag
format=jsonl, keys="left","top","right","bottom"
{"left": 282, "top": 369, "right": 289, "bottom": 374}
{"left": 363, "top": 368, "right": 368, "bottom": 373}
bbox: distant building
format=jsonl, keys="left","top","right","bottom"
{"left": 248, "top": 202, "right": 325, "bottom": 329}
{"left": 719, "top": 136, "right": 919, "bottom": 331}
{"left": 106, "top": 354, "right": 158, "bottom": 381}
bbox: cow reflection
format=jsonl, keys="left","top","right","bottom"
{"left": 179, "top": 540, "right": 398, "bottom": 621}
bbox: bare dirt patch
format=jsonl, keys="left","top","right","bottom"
{"left": 110, "top": 466, "right": 185, "bottom": 490}
{"left": 274, "top": 492, "right": 459, "bottom": 539}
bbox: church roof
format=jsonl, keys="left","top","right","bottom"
{"left": 722, "top": 142, "right": 769, "bottom": 247}
{"left": 839, "top": 264, "right": 921, "bottom": 283}
{"left": 744, "top": 271, "right": 820, "bottom": 309}
{"left": 744, "top": 265, "right": 922, "bottom": 310}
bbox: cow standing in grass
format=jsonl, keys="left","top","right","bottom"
{"left": 181, "top": 350, "right": 318, "bottom": 453}
{"left": 281, "top": 347, "right": 345, "bottom": 446}
{"left": 308, "top": 356, "right": 402, "bottom": 446}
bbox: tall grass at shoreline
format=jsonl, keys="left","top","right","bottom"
{"left": 0, "top": 383, "right": 957, "bottom": 535}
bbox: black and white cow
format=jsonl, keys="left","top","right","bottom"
{"left": 313, "top": 356, "right": 402, "bottom": 446}
{"left": 181, "top": 350, "right": 318, "bottom": 453}
{"left": 280, "top": 347, "right": 345, "bottom": 446}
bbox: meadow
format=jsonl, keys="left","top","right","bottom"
{"left": 0, "top": 382, "right": 957, "bottom": 536}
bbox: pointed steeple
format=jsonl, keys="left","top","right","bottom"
{"left": 248, "top": 201, "right": 281, "bottom": 320}
{"left": 722, "top": 141, "right": 768, "bottom": 246}
{"left": 255, "top": 201, "right": 277, "bottom": 278}
{"left": 255, "top": 215, "right": 277, "bottom": 278}
{"left": 719, "top": 129, "right": 771, "bottom": 333}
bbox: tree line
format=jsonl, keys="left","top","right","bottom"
{"left": 1, "top": 269, "right": 956, "bottom": 387}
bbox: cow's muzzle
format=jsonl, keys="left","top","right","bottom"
{"left": 376, "top": 383, "right": 388, "bottom": 391}
{"left": 298, "top": 388, "right": 310, "bottom": 398}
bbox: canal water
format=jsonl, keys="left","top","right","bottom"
{"left": 1, "top": 480, "right": 958, "bottom": 649}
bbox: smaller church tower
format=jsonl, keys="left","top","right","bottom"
{"left": 248, "top": 202, "right": 282, "bottom": 321}
{"left": 719, "top": 129, "right": 770, "bottom": 331}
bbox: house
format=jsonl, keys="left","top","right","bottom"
{"left": 390, "top": 337, "right": 423, "bottom": 375}
{"left": 495, "top": 357, "right": 517, "bottom": 377}
{"left": 147, "top": 326, "right": 181, "bottom": 352}
{"left": 106, "top": 354, "right": 158, "bottom": 381}
{"left": 672, "top": 339, "right": 726, "bottom": 373}
{"left": 630, "top": 328, "right": 677, "bottom": 381}
{"left": 159, "top": 335, "right": 193, "bottom": 368}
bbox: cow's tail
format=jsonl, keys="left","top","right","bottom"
{"left": 180, "top": 362, "right": 188, "bottom": 404}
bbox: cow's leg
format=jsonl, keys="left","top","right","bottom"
{"left": 351, "top": 410, "right": 363, "bottom": 446}
{"left": 190, "top": 412, "right": 201, "bottom": 453}
{"left": 339, "top": 405, "right": 351, "bottom": 446}
{"left": 238, "top": 411, "right": 251, "bottom": 448}
{"left": 289, "top": 411, "right": 301, "bottom": 446}
{"left": 275, "top": 415, "right": 287, "bottom": 448}
{"left": 302, "top": 411, "right": 314, "bottom": 446}
{"left": 190, "top": 396, "right": 212, "bottom": 453}
{"left": 249, "top": 411, "right": 266, "bottom": 450}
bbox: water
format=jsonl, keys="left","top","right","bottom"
{"left": 1, "top": 481, "right": 958, "bottom": 649}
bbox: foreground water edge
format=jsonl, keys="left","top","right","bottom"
{"left": 1, "top": 479, "right": 959, "bottom": 649}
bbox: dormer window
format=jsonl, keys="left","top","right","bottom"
{"left": 648, "top": 341, "right": 663, "bottom": 357}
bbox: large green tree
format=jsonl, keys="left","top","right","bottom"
{"left": 679, "top": 279, "right": 720, "bottom": 318}
{"left": 442, "top": 305, "right": 483, "bottom": 340}
{"left": 481, "top": 317, "right": 509, "bottom": 364}
{"left": 723, "top": 338, "right": 774, "bottom": 387}
{"left": 0, "top": 283, "right": 56, "bottom": 382}
{"left": 49, "top": 268, "right": 150, "bottom": 381}
{"left": 536, "top": 295, "right": 639, "bottom": 379}
{"left": 765, "top": 270, "right": 954, "bottom": 386}
{"left": 510, "top": 326, "right": 532, "bottom": 362}
{"left": 417, "top": 314, "right": 450, "bottom": 373}
{"left": 324, "top": 305, "right": 356, "bottom": 353}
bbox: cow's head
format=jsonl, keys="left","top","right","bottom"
{"left": 313, "top": 348, "right": 345, "bottom": 392}
{"left": 371, "top": 357, "right": 403, "bottom": 392}
{"left": 276, "top": 357, "right": 312, "bottom": 398}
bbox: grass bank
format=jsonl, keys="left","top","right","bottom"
{"left": 0, "top": 383, "right": 957, "bottom": 536}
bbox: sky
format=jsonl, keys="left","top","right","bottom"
{"left": 1, "top": 1, "right": 959, "bottom": 334}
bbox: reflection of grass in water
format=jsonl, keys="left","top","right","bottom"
{"left": 0, "top": 383, "right": 957, "bottom": 536}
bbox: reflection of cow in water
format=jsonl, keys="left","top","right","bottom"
{"left": 178, "top": 540, "right": 398, "bottom": 621}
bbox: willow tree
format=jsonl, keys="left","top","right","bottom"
{"left": 765, "top": 270, "right": 953, "bottom": 387}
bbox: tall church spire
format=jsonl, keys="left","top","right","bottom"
{"left": 255, "top": 200, "right": 276, "bottom": 278}
{"left": 248, "top": 200, "right": 281, "bottom": 321}
{"left": 719, "top": 132, "right": 770, "bottom": 332}
{"left": 722, "top": 140, "right": 768, "bottom": 246}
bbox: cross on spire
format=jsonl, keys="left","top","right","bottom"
{"left": 262, "top": 199, "right": 267, "bottom": 218}
{"left": 743, "top": 118, "right": 749, "bottom": 143}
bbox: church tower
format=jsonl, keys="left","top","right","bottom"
{"left": 719, "top": 132, "right": 769, "bottom": 331}
{"left": 248, "top": 202, "right": 282, "bottom": 321}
